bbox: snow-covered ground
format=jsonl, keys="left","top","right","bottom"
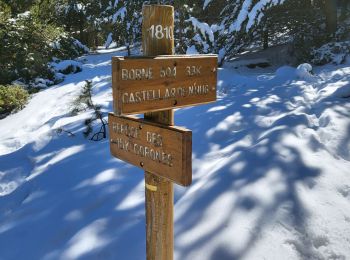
{"left": 0, "top": 48, "right": 350, "bottom": 260}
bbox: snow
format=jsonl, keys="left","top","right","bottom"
{"left": 187, "top": 17, "right": 215, "bottom": 43}
{"left": 50, "top": 60, "right": 83, "bottom": 74}
{"left": 186, "top": 45, "right": 199, "bottom": 55}
{"left": 1, "top": 48, "right": 350, "bottom": 260}
{"left": 246, "top": 0, "right": 286, "bottom": 31}
{"left": 73, "top": 39, "right": 90, "bottom": 53}
{"left": 34, "top": 78, "right": 54, "bottom": 89}
{"left": 218, "top": 47, "right": 226, "bottom": 64}
{"left": 203, "top": 0, "right": 212, "bottom": 9}
{"left": 104, "top": 33, "right": 113, "bottom": 49}
{"left": 50, "top": 41, "right": 61, "bottom": 50}
{"left": 112, "top": 6, "right": 126, "bottom": 23}
{"left": 229, "top": 57, "right": 270, "bottom": 68}
{"left": 312, "top": 41, "right": 350, "bottom": 65}
{"left": 229, "top": 0, "right": 286, "bottom": 33}
{"left": 230, "top": 0, "right": 252, "bottom": 33}
{"left": 296, "top": 63, "right": 314, "bottom": 81}
{"left": 17, "top": 11, "right": 31, "bottom": 18}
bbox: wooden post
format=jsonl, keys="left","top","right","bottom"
{"left": 142, "top": 5, "right": 175, "bottom": 260}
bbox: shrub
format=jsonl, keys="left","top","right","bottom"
{"left": 0, "top": 85, "right": 29, "bottom": 116}
{"left": 0, "top": 11, "right": 88, "bottom": 86}
{"left": 0, "top": 12, "right": 54, "bottom": 84}
{"left": 49, "top": 60, "right": 83, "bottom": 75}
{"left": 50, "top": 37, "right": 89, "bottom": 60}
{"left": 71, "top": 81, "right": 107, "bottom": 141}
{"left": 312, "top": 41, "right": 350, "bottom": 65}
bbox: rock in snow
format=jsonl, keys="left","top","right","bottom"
{"left": 296, "top": 63, "right": 315, "bottom": 81}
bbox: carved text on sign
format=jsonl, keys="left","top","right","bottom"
{"left": 111, "top": 121, "right": 173, "bottom": 167}
{"left": 148, "top": 25, "right": 174, "bottom": 40}
{"left": 112, "top": 55, "right": 218, "bottom": 114}
{"left": 186, "top": 66, "right": 201, "bottom": 76}
{"left": 108, "top": 114, "right": 192, "bottom": 186}
{"left": 121, "top": 84, "right": 210, "bottom": 104}
{"left": 121, "top": 68, "right": 153, "bottom": 80}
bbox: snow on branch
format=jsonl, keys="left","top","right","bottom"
{"left": 203, "top": 0, "right": 212, "bottom": 9}
{"left": 246, "top": 0, "right": 285, "bottom": 31}
{"left": 187, "top": 17, "right": 215, "bottom": 43}
{"left": 229, "top": 0, "right": 285, "bottom": 33}
{"left": 112, "top": 6, "right": 126, "bottom": 23}
{"left": 229, "top": 0, "right": 253, "bottom": 33}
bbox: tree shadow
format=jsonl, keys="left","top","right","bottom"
{"left": 0, "top": 133, "right": 147, "bottom": 260}
{"left": 1, "top": 51, "right": 349, "bottom": 260}
{"left": 0, "top": 47, "right": 148, "bottom": 260}
{"left": 174, "top": 128, "right": 321, "bottom": 259}
{"left": 172, "top": 65, "right": 350, "bottom": 259}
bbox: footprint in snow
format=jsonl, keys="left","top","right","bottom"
{"left": 284, "top": 232, "right": 345, "bottom": 260}
{"left": 337, "top": 185, "right": 350, "bottom": 199}
{"left": 319, "top": 114, "right": 331, "bottom": 128}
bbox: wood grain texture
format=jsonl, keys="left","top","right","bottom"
{"left": 108, "top": 114, "right": 192, "bottom": 186}
{"left": 142, "top": 5, "right": 175, "bottom": 126}
{"left": 142, "top": 5, "right": 174, "bottom": 56}
{"left": 143, "top": 5, "right": 175, "bottom": 260}
{"left": 112, "top": 55, "right": 218, "bottom": 115}
{"left": 145, "top": 173, "right": 174, "bottom": 260}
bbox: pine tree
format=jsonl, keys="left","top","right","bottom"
{"left": 2, "top": 0, "right": 35, "bottom": 15}
{"left": 71, "top": 80, "right": 107, "bottom": 141}
{"left": 205, "top": 0, "right": 339, "bottom": 62}
{"left": 339, "top": 0, "right": 349, "bottom": 21}
{"left": 174, "top": 1, "right": 219, "bottom": 55}
{"left": 110, "top": 0, "right": 143, "bottom": 55}
{"left": 322, "top": 0, "right": 337, "bottom": 35}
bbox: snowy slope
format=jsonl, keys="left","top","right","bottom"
{"left": 0, "top": 49, "right": 350, "bottom": 260}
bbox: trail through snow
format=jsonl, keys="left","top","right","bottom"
{"left": 0, "top": 49, "right": 350, "bottom": 260}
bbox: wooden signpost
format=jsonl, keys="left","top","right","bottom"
{"left": 109, "top": 4, "right": 217, "bottom": 260}
{"left": 109, "top": 114, "right": 192, "bottom": 186}
{"left": 112, "top": 55, "right": 217, "bottom": 115}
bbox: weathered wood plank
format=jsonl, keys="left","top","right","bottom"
{"left": 109, "top": 114, "right": 192, "bottom": 186}
{"left": 142, "top": 5, "right": 175, "bottom": 56}
{"left": 112, "top": 55, "right": 218, "bottom": 115}
{"left": 142, "top": 5, "right": 175, "bottom": 260}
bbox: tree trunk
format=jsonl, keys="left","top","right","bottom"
{"left": 323, "top": 0, "right": 338, "bottom": 35}
{"left": 94, "top": 32, "right": 99, "bottom": 49}
{"left": 79, "top": 16, "right": 85, "bottom": 45}
{"left": 262, "top": 29, "right": 268, "bottom": 49}
{"left": 142, "top": 5, "right": 175, "bottom": 260}
{"left": 339, "top": 0, "right": 348, "bottom": 21}
{"left": 127, "top": 44, "right": 131, "bottom": 56}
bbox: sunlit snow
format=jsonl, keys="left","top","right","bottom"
{"left": 1, "top": 47, "right": 350, "bottom": 260}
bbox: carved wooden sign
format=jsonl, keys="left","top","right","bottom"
{"left": 108, "top": 113, "right": 192, "bottom": 186}
{"left": 112, "top": 55, "right": 217, "bottom": 115}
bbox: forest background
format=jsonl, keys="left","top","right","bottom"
{"left": 0, "top": 0, "right": 349, "bottom": 116}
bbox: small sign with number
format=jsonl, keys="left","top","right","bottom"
{"left": 112, "top": 55, "right": 217, "bottom": 115}
{"left": 148, "top": 25, "right": 174, "bottom": 40}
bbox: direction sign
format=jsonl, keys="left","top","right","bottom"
{"left": 108, "top": 113, "right": 192, "bottom": 186}
{"left": 112, "top": 55, "right": 217, "bottom": 115}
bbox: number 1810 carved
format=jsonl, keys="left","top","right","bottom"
{"left": 148, "top": 25, "right": 174, "bottom": 40}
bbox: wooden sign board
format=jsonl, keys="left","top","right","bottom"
{"left": 112, "top": 55, "right": 217, "bottom": 115}
{"left": 108, "top": 113, "right": 192, "bottom": 186}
